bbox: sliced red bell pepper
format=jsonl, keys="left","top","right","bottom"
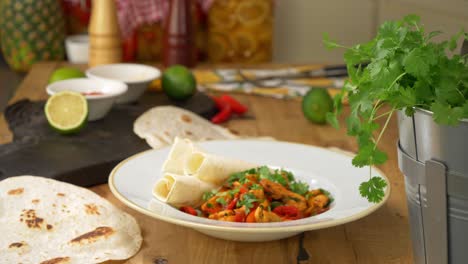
{"left": 234, "top": 210, "right": 246, "bottom": 222}
{"left": 180, "top": 206, "right": 198, "bottom": 216}
{"left": 273, "top": 205, "right": 300, "bottom": 218}
{"left": 246, "top": 210, "right": 256, "bottom": 223}
{"left": 226, "top": 197, "right": 238, "bottom": 210}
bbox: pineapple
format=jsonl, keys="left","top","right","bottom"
{"left": 0, "top": 0, "right": 65, "bottom": 71}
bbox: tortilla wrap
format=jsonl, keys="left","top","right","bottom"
{"left": 134, "top": 106, "right": 238, "bottom": 149}
{"left": 0, "top": 176, "right": 142, "bottom": 264}
{"left": 184, "top": 151, "right": 257, "bottom": 185}
{"left": 162, "top": 137, "right": 199, "bottom": 175}
{"left": 153, "top": 173, "right": 216, "bottom": 207}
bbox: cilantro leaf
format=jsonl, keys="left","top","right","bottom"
{"left": 251, "top": 183, "right": 262, "bottom": 190}
{"left": 258, "top": 166, "right": 288, "bottom": 186}
{"left": 216, "top": 197, "right": 227, "bottom": 206}
{"left": 289, "top": 181, "right": 310, "bottom": 196}
{"left": 237, "top": 193, "right": 258, "bottom": 214}
{"left": 202, "top": 190, "right": 217, "bottom": 201}
{"left": 359, "top": 177, "right": 387, "bottom": 203}
{"left": 431, "top": 101, "right": 465, "bottom": 126}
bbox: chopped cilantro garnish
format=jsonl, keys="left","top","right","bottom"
{"left": 237, "top": 192, "right": 258, "bottom": 214}
{"left": 206, "top": 203, "right": 213, "bottom": 208}
{"left": 319, "top": 188, "right": 335, "bottom": 205}
{"left": 250, "top": 183, "right": 262, "bottom": 190}
{"left": 283, "top": 170, "right": 295, "bottom": 182}
{"left": 216, "top": 197, "right": 227, "bottom": 206}
{"left": 258, "top": 166, "right": 288, "bottom": 186}
{"left": 290, "top": 181, "right": 310, "bottom": 196}
{"left": 228, "top": 188, "right": 240, "bottom": 197}
{"left": 202, "top": 190, "right": 217, "bottom": 201}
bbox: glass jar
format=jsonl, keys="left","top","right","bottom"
{"left": 207, "top": 0, "right": 273, "bottom": 63}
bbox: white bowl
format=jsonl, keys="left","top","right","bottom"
{"left": 86, "top": 63, "right": 161, "bottom": 104}
{"left": 65, "top": 35, "right": 89, "bottom": 64}
{"left": 46, "top": 78, "right": 128, "bottom": 121}
{"left": 109, "top": 140, "right": 390, "bottom": 242}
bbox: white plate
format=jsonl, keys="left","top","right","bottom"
{"left": 109, "top": 140, "right": 390, "bottom": 242}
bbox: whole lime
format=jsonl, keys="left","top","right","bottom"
{"left": 48, "top": 67, "right": 85, "bottom": 84}
{"left": 302, "top": 88, "right": 334, "bottom": 124}
{"left": 162, "top": 65, "right": 197, "bottom": 100}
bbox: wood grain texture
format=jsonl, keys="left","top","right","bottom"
{"left": 0, "top": 62, "right": 413, "bottom": 264}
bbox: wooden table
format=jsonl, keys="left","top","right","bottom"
{"left": 0, "top": 62, "right": 413, "bottom": 264}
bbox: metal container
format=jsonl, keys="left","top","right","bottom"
{"left": 397, "top": 108, "right": 468, "bottom": 264}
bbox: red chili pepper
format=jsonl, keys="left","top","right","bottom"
{"left": 180, "top": 206, "right": 197, "bottom": 216}
{"left": 273, "top": 206, "right": 300, "bottom": 218}
{"left": 226, "top": 198, "right": 238, "bottom": 210}
{"left": 211, "top": 101, "right": 232, "bottom": 124}
{"left": 220, "top": 95, "right": 248, "bottom": 114}
{"left": 211, "top": 96, "right": 225, "bottom": 109}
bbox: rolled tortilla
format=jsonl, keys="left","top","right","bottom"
{"left": 162, "top": 137, "right": 198, "bottom": 175}
{"left": 153, "top": 173, "right": 217, "bottom": 207}
{"left": 184, "top": 151, "right": 257, "bottom": 185}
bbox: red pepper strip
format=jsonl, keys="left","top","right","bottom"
{"left": 220, "top": 95, "right": 248, "bottom": 114}
{"left": 246, "top": 210, "right": 256, "bottom": 222}
{"left": 226, "top": 197, "right": 238, "bottom": 210}
{"left": 211, "top": 100, "right": 232, "bottom": 124}
{"left": 234, "top": 210, "right": 246, "bottom": 222}
{"left": 180, "top": 206, "right": 198, "bottom": 216}
{"left": 239, "top": 185, "right": 249, "bottom": 194}
{"left": 273, "top": 206, "right": 300, "bottom": 218}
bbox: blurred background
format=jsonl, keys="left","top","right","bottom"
{"left": 1, "top": 0, "right": 467, "bottom": 110}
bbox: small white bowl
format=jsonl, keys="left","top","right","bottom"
{"left": 86, "top": 63, "right": 161, "bottom": 104}
{"left": 46, "top": 78, "right": 128, "bottom": 121}
{"left": 65, "top": 35, "right": 89, "bottom": 64}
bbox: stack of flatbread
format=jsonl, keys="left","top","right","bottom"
{"left": 0, "top": 176, "right": 142, "bottom": 264}
{"left": 153, "top": 138, "right": 257, "bottom": 207}
{"left": 134, "top": 106, "right": 238, "bottom": 149}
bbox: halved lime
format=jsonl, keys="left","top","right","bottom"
{"left": 302, "top": 88, "right": 333, "bottom": 124}
{"left": 44, "top": 91, "right": 88, "bottom": 134}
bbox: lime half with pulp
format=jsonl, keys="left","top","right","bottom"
{"left": 302, "top": 88, "right": 333, "bottom": 124}
{"left": 45, "top": 91, "right": 88, "bottom": 134}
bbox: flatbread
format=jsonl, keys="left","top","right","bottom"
{"left": 153, "top": 173, "right": 216, "bottom": 207}
{"left": 133, "top": 106, "right": 238, "bottom": 149}
{"left": 0, "top": 176, "right": 142, "bottom": 264}
{"left": 153, "top": 139, "right": 257, "bottom": 206}
{"left": 185, "top": 150, "right": 257, "bottom": 185}
{"left": 162, "top": 137, "right": 198, "bottom": 175}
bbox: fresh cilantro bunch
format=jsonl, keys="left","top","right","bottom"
{"left": 323, "top": 15, "right": 468, "bottom": 203}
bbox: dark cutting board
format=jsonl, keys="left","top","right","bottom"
{"left": 0, "top": 92, "right": 217, "bottom": 186}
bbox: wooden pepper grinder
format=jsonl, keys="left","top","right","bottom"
{"left": 162, "top": 0, "right": 196, "bottom": 67}
{"left": 88, "top": 0, "right": 122, "bottom": 66}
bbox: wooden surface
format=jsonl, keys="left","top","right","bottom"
{"left": 0, "top": 62, "right": 413, "bottom": 264}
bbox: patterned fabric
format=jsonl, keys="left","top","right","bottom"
{"left": 192, "top": 66, "right": 345, "bottom": 100}
{"left": 63, "top": 0, "right": 213, "bottom": 38}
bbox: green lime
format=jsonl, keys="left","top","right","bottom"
{"left": 302, "top": 88, "right": 333, "bottom": 124}
{"left": 48, "top": 67, "right": 85, "bottom": 84}
{"left": 162, "top": 65, "right": 197, "bottom": 100}
{"left": 44, "top": 91, "right": 88, "bottom": 134}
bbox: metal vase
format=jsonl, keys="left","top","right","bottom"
{"left": 398, "top": 108, "right": 468, "bottom": 264}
